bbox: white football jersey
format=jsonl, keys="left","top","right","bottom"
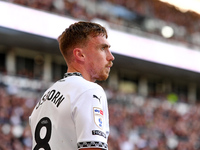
{"left": 29, "top": 73, "right": 109, "bottom": 150}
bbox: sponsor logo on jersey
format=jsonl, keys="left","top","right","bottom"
{"left": 92, "top": 130, "right": 106, "bottom": 138}
{"left": 94, "top": 108, "right": 103, "bottom": 115}
{"left": 93, "top": 95, "right": 101, "bottom": 103}
{"left": 93, "top": 107, "right": 104, "bottom": 129}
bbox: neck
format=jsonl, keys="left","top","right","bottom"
{"left": 67, "top": 66, "right": 95, "bottom": 82}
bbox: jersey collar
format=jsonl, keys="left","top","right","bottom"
{"left": 64, "top": 72, "right": 82, "bottom": 78}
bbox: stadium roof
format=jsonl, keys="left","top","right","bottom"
{"left": 159, "top": 0, "right": 200, "bottom": 14}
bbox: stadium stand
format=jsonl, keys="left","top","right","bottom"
{"left": 3, "top": 0, "right": 200, "bottom": 49}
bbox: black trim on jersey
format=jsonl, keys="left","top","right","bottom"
{"left": 77, "top": 141, "right": 108, "bottom": 149}
{"left": 64, "top": 72, "right": 82, "bottom": 78}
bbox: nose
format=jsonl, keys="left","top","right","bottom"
{"left": 107, "top": 50, "right": 115, "bottom": 61}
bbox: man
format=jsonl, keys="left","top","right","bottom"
{"left": 29, "top": 21, "right": 115, "bottom": 150}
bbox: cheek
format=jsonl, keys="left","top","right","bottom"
{"left": 87, "top": 54, "right": 105, "bottom": 71}
{"left": 89, "top": 61, "right": 102, "bottom": 74}
{"left": 92, "top": 56, "right": 103, "bottom": 65}
{"left": 96, "top": 54, "right": 105, "bottom": 63}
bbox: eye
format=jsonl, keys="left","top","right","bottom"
{"left": 101, "top": 47, "right": 105, "bottom": 50}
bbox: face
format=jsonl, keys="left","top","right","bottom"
{"left": 83, "top": 35, "right": 115, "bottom": 82}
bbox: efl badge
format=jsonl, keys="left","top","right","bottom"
{"left": 93, "top": 107, "right": 104, "bottom": 129}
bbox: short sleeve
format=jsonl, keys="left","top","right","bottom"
{"left": 72, "top": 88, "right": 109, "bottom": 150}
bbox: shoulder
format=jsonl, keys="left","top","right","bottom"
{"left": 69, "top": 76, "right": 103, "bottom": 91}
{"left": 56, "top": 76, "right": 104, "bottom": 97}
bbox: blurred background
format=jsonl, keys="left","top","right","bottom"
{"left": 1, "top": 0, "right": 200, "bottom": 149}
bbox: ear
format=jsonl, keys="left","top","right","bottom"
{"left": 73, "top": 48, "right": 85, "bottom": 62}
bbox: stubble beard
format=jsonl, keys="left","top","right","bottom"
{"left": 96, "top": 68, "right": 110, "bottom": 81}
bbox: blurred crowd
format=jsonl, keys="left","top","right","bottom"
{"left": 3, "top": 0, "right": 200, "bottom": 48}
{"left": 0, "top": 86, "right": 36, "bottom": 150}
{"left": 106, "top": 89, "right": 200, "bottom": 150}
{"left": 1, "top": 81, "right": 200, "bottom": 150}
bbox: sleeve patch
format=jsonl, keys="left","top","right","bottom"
{"left": 93, "top": 107, "right": 104, "bottom": 129}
